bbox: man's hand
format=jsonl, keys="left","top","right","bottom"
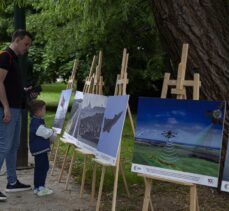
{"left": 24, "top": 85, "right": 40, "bottom": 100}
{"left": 3, "top": 107, "right": 11, "bottom": 123}
{"left": 29, "top": 91, "right": 39, "bottom": 99}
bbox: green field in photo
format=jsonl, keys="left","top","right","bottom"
{"left": 133, "top": 142, "right": 219, "bottom": 177}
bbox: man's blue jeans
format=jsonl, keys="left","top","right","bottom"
{"left": 0, "top": 107, "right": 22, "bottom": 184}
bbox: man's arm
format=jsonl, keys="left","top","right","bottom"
{"left": 0, "top": 68, "right": 10, "bottom": 123}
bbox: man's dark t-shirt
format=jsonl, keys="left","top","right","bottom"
{"left": 0, "top": 47, "right": 24, "bottom": 108}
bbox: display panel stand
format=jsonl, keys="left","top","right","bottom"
{"left": 50, "top": 59, "right": 78, "bottom": 173}
{"left": 92, "top": 48, "right": 132, "bottom": 211}
{"left": 61, "top": 51, "right": 104, "bottom": 195}
{"left": 139, "top": 44, "right": 201, "bottom": 211}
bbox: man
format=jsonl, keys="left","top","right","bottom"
{"left": 0, "top": 29, "right": 33, "bottom": 201}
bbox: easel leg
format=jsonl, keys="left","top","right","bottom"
{"left": 49, "top": 138, "right": 55, "bottom": 160}
{"left": 65, "top": 150, "right": 76, "bottom": 190}
{"left": 58, "top": 144, "right": 70, "bottom": 182}
{"left": 190, "top": 185, "right": 198, "bottom": 211}
{"left": 160, "top": 73, "right": 170, "bottom": 98}
{"left": 120, "top": 161, "right": 130, "bottom": 198}
{"left": 112, "top": 158, "right": 121, "bottom": 211}
{"left": 142, "top": 177, "right": 152, "bottom": 211}
{"left": 143, "top": 177, "right": 154, "bottom": 211}
{"left": 80, "top": 155, "right": 87, "bottom": 199}
{"left": 51, "top": 139, "right": 60, "bottom": 175}
{"left": 149, "top": 198, "right": 154, "bottom": 211}
{"left": 90, "top": 162, "right": 97, "bottom": 205}
{"left": 196, "top": 193, "right": 199, "bottom": 211}
{"left": 96, "top": 166, "right": 106, "bottom": 211}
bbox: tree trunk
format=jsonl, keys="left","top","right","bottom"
{"left": 151, "top": 0, "right": 229, "bottom": 131}
{"left": 151, "top": 0, "right": 229, "bottom": 96}
{"left": 151, "top": 0, "right": 229, "bottom": 183}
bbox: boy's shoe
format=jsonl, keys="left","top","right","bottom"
{"left": 5, "top": 180, "right": 31, "bottom": 192}
{"left": 37, "top": 187, "right": 53, "bottom": 197}
{"left": 0, "top": 191, "right": 7, "bottom": 201}
{"left": 33, "top": 188, "right": 38, "bottom": 194}
{"left": 0, "top": 162, "right": 6, "bottom": 176}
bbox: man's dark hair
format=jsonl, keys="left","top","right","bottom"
{"left": 12, "top": 29, "right": 33, "bottom": 42}
{"left": 29, "top": 100, "right": 46, "bottom": 115}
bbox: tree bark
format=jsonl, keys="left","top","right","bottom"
{"left": 151, "top": 0, "right": 229, "bottom": 129}
{"left": 151, "top": 0, "right": 229, "bottom": 96}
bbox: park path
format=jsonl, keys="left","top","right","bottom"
{"left": 0, "top": 157, "right": 96, "bottom": 211}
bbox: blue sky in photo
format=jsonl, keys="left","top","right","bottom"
{"left": 82, "top": 93, "right": 107, "bottom": 108}
{"left": 136, "top": 97, "right": 225, "bottom": 148}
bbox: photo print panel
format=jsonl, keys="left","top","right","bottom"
{"left": 221, "top": 142, "right": 229, "bottom": 192}
{"left": 131, "top": 97, "right": 226, "bottom": 187}
{"left": 52, "top": 89, "right": 72, "bottom": 134}
{"left": 96, "top": 95, "right": 129, "bottom": 165}
{"left": 62, "top": 91, "right": 83, "bottom": 146}
{"left": 77, "top": 93, "right": 107, "bottom": 153}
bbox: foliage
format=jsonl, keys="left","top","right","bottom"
{"left": 0, "top": 0, "right": 166, "bottom": 106}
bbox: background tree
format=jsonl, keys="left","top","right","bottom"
{"left": 1, "top": 1, "right": 228, "bottom": 114}
{"left": 0, "top": 1, "right": 166, "bottom": 109}
{"left": 151, "top": 0, "right": 229, "bottom": 101}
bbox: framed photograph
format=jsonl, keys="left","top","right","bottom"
{"left": 96, "top": 95, "right": 129, "bottom": 165}
{"left": 76, "top": 93, "right": 107, "bottom": 153}
{"left": 52, "top": 89, "right": 72, "bottom": 134}
{"left": 132, "top": 97, "right": 225, "bottom": 187}
{"left": 63, "top": 91, "right": 83, "bottom": 146}
{"left": 221, "top": 142, "right": 229, "bottom": 192}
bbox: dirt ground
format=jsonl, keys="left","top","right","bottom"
{"left": 104, "top": 181, "right": 229, "bottom": 211}
{"left": 1, "top": 157, "right": 229, "bottom": 211}
{"left": 0, "top": 159, "right": 96, "bottom": 211}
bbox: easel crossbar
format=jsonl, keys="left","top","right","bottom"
{"left": 167, "top": 79, "right": 201, "bottom": 87}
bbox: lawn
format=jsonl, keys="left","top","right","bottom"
{"left": 38, "top": 83, "right": 75, "bottom": 107}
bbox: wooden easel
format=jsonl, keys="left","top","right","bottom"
{"left": 83, "top": 55, "right": 97, "bottom": 93}
{"left": 92, "top": 51, "right": 104, "bottom": 95}
{"left": 67, "top": 52, "right": 105, "bottom": 195}
{"left": 50, "top": 59, "right": 78, "bottom": 155}
{"left": 54, "top": 53, "right": 101, "bottom": 179}
{"left": 139, "top": 43, "right": 201, "bottom": 211}
{"left": 91, "top": 48, "right": 132, "bottom": 211}
{"left": 50, "top": 59, "right": 78, "bottom": 170}
{"left": 67, "top": 59, "right": 79, "bottom": 90}
{"left": 58, "top": 51, "right": 104, "bottom": 193}
{"left": 64, "top": 51, "right": 104, "bottom": 195}
{"left": 115, "top": 48, "right": 135, "bottom": 136}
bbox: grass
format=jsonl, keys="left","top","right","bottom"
{"left": 41, "top": 83, "right": 67, "bottom": 92}
{"left": 38, "top": 83, "right": 75, "bottom": 107}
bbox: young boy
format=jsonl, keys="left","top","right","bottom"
{"left": 29, "top": 100, "right": 56, "bottom": 196}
